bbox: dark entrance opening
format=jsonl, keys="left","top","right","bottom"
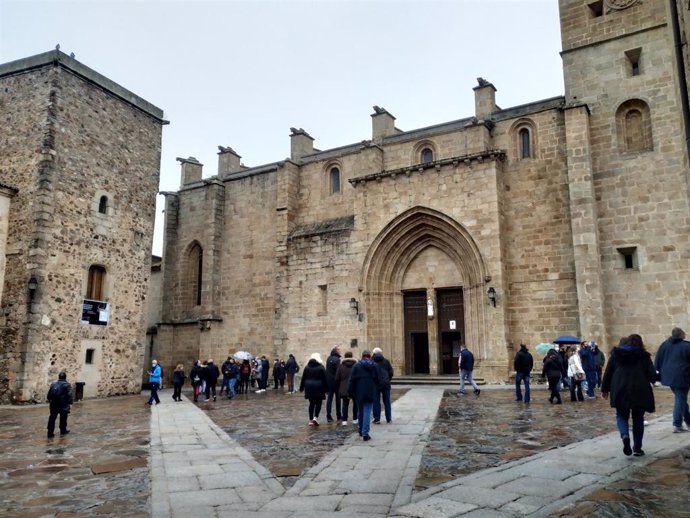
{"left": 440, "top": 331, "right": 461, "bottom": 374}
{"left": 411, "top": 332, "right": 430, "bottom": 374}
{"left": 437, "top": 288, "right": 464, "bottom": 375}
{"left": 404, "top": 291, "right": 429, "bottom": 374}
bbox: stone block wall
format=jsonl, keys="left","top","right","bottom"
{"left": 0, "top": 56, "right": 163, "bottom": 402}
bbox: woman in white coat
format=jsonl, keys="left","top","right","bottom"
{"left": 567, "top": 345, "right": 586, "bottom": 402}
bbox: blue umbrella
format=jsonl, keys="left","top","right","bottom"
{"left": 553, "top": 335, "right": 581, "bottom": 344}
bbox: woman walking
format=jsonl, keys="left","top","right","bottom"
{"left": 171, "top": 363, "right": 186, "bottom": 401}
{"left": 567, "top": 345, "right": 586, "bottom": 402}
{"left": 190, "top": 360, "right": 204, "bottom": 402}
{"left": 601, "top": 334, "right": 656, "bottom": 457}
{"left": 335, "top": 351, "right": 358, "bottom": 425}
{"left": 542, "top": 351, "right": 562, "bottom": 404}
{"left": 299, "top": 353, "right": 329, "bottom": 426}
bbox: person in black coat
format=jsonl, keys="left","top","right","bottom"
{"left": 325, "top": 346, "right": 342, "bottom": 423}
{"left": 203, "top": 359, "right": 220, "bottom": 402}
{"left": 542, "top": 351, "right": 562, "bottom": 404}
{"left": 171, "top": 364, "right": 186, "bottom": 401}
{"left": 273, "top": 359, "right": 286, "bottom": 389}
{"left": 654, "top": 327, "right": 690, "bottom": 432}
{"left": 285, "top": 354, "right": 299, "bottom": 393}
{"left": 47, "top": 371, "right": 74, "bottom": 438}
{"left": 348, "top": 349, "right": 379, "bottom": 441}
{"left": 299, "top": 353, "right": 329, "bottom": 426}
{"left": 513, "top": 344, "right": 533, "bottom": 402}
{"left": 372, "top": 347, "right": 394, "bottom": 424}
{"left": 602, "top": 334, "right": 656, "bottom": 456}
{"left": 190, "top": 360, "right": 204, "bottom": 402}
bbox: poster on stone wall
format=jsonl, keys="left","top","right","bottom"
{"left": 81, "top": 299, "right": 109, "bottom": 326}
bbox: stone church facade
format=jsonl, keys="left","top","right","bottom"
{"left": 153, "top": 0, "right": 688, "bottom": 382}
{"left": 0, "top": 50, "right": 166, "bottom": 402}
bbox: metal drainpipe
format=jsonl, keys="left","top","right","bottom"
{"left": 669, "top": 0, "right": 690, "bottom": 163}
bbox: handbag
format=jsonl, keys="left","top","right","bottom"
{"left": 575, "top": 372, "right": 585, "bottom": 381}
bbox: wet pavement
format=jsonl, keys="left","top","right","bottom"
{"left": 0, "top": 395, "right": 150, "bottom": 518}
{"left": 0, "top": 383, "right": 688, "bottom": 517}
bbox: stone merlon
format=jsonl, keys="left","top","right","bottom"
{"left": 290, "top": 127, "right": 314, "bottom": 160}
{"left": 217, "top": 146, "right": 242, "bottom": 178}
{"left": 371, "top": 105, "right": 397, "bottom": 143}
{"left": 473, "top": 77, "right": 497, "bottom": 119}
{"left": 176, "top": 156, "right": 203, "bottom": 186}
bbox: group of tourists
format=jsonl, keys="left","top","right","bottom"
{"left": 50, "top": 327, "right": 690, "bottom": 455}
{"left": 512, "top": 327, "right": 690, "bottom": 457}
{"left": 298, "top": 346, "right": 394, "bottom": 441}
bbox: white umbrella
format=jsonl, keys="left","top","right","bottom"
{"left": 233, "top": 351, "right": 253, "bottom": 361}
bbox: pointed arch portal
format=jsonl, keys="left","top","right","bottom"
{"left": 360, "top": 206, "right": 491, "bottom": 375}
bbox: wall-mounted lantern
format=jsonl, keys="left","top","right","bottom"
{"left": 28, "top": 276, "right": 38, "bottom": 300}
{"left": 349, "top": 297, "right": 359, "bottom": 315}
{"left": 487, "top": 287, "right": 497, "bottom": 307}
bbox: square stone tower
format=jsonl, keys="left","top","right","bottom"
{"left": 0, "top": 50, "right": 167, "bottom": 403}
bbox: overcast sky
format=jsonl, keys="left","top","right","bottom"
{"left": 1, "top": 0, "right": 564, "bottom": 255}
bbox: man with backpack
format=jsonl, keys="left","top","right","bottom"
{"left": 47, "top": 371, "right": 74, "bottom": 438}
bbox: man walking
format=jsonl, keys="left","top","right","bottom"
{"left": 458, "top": 345, "right": 480, "bottom": 396}
{"left": 655, "top": 327, "right": 690, "bottom": 432}
{"left": 220, "top": 356, "right": 233, "bottom": 396}
{"left": 203, "top": 359, "right": 220, "bottom": 401}
{"left": 285, "top": 354, "right": 299, "bottom": 393}
{"left": 226, "top": 358, "right": 238, "bottom": 399}
{"left": 325, "top": 346, "right": 342, "bottom": 423}
{"left": 148, "top": 359, "right": 162, "bottom": 405}
{"left": 513, "top": 343, "right": 533, "bottom": 402}
{"left": 47, "top": 371, "right": 74, "bottom": 438}
{"left": 593, "top": 342, "right": 606, "bottom": 388}
{"left": 348, "top": 350, "right": 379, "bottom": 441}
{"left": 372, "top": 347, "right": 394, "bottom": 424}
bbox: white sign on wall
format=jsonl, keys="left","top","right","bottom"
{"left": 450, "top": 320, "right": 456, "bottom": 330}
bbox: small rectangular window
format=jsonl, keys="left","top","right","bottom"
{"left": 625, "top": 48, "right": 642, "bottom": 77}
{"left": 617, "top": 247, "right": 638, "bottom": 270}
{"left": 588, "top": 1, "right": 604, "bottom": 17}
{"left": 85, "top": 348, "right": 95, "bottom": 364}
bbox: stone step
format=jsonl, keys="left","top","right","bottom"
{"left": 392, "top": 375, "right": 486, "bottom": 386}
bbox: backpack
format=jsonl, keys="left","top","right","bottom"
{"left": 48, "top": 382, "right": 64, "bottom": 404}
{"left": 241, "top": 363, "right": 250, "bottom": 376}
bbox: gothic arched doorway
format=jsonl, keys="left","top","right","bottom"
{"left": 360, "top": 207, "right": 490, "bottom": 375}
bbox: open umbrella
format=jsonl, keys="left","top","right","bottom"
{"left": 553, "top": 335, "right": 581, "bottom": 345}
{"left": 535, "top": 343, "right": 553, "bottom": 354}
{"left": 233, "top": 351, "right": 253, "bottom": 361}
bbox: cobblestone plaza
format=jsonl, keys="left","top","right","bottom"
{"left": 1, "top": 385, "right": 689, "bottom": 517}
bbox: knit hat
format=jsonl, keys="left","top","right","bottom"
{"left": 309, "top": 352, "right": 323, "bottom": 364}
{"left": 372, "top": 347, "right": 383, "bottom": 355}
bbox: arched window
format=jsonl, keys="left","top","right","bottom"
{"left": 421, "top": 148, "right": 434, "bottom": 164}
{"left": 98, "top": 195, "right": 108, "bottom": 214}
{"left": 188, "top": 244, "right": 203, "bottom": 306}
{"left": 330, "top": 167, "right": 341, "bottom": 194}
{"left": 87, "top": 265, "right": 106, "bottom": 300}
{"left": 616, "top": 99, "right": 652, "bottom": 153}
{"left": 519, "top": 128, "right": 531, "bottom": 158}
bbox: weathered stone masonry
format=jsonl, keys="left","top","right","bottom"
{"left": 0, "top": 50, "right": 166, "bottom": 403}
{"left": 157, "top": 0, "right": 690, "bottom": 382}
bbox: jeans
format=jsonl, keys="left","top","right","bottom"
{"left": 228, "top": 378, "right": 237, "bottom": 398}
{"left": 373, "top": 387, "right": 392, "bottom": 422}
{"left": 148, "top": 382, "right": 160, "bottom": 404}
{"left": 459, "top": 369, "right": 478, "bottom": 393}
{"left": 547, "top": 376, "right": 562, "bottom": 403}
{"left": 515, "top": 372, "right": 530, "bottom": 402}
{"left": 220, "top": 378, "right": 230, "bottom": 394}
{"left": 326, "top": 390, "right": 342, "bottom": 420}
{"left": 616, "top": 407, "right": 645, "bottom": 451}
{"left": 358, "top": 401, "right": 373, "bottom": 437}
{"left": 341, "top": 396, "right": 358, "bottom": 421}
{"left": 47, "top": 408, "right": 69, "bottom": 436}
{"left": 584, "top": 370, "right": 597, "bottom": 397}
{"left": 205, "top": 383, "right": 216, "bottom": 400}
{"left": 671, "top": 386, "right": 690, "bottom": 428}
{"left": 569, "top": 378, "right": 584, "bottom": 401}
